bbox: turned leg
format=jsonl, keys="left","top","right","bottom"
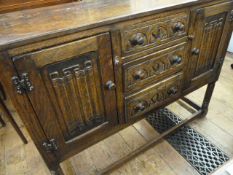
{"left": 201, "top": 82, "right": 216, "bottom": 117}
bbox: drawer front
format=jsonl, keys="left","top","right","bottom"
{"left": 121, "top": 11, "right": 188, "bottom": 55}
{"left": 125, "top": 73, "right": 183, "bottom": 120}
{"left": 123, "top": 42, "right": 187, "bottom": 93}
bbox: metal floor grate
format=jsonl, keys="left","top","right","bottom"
{"left": 146, "top": 108, "right": 229, "bottom": 175}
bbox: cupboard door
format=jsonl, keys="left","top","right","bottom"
{"left": 12, "top": 33, "right": 118, "bottom": 159}
{"left": 188, "top": 1, "right": 233, "bottom": 85}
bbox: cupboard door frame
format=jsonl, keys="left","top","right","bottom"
{"left": 187, "top": 1, "right": 233, "bottom": 88}
{"left": 0, "top": 52, "right": 59, "bottom": 170}
{"left": 12, "top": 33, "right": 118, "bottom": 161}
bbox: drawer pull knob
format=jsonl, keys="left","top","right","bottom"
{"left": 134, "top": 102, "right": 146, "bottom": 113}
{"left": 171, "top": 55, "right": 182, "bottom": 65}
{"left": 167, "top": 87, "right": 178, "bottom": 96}
{"left": 130, "top": 33, "right": 145, "bottom": 46}
{"left": 173, "top": 22, "right": 185, "bottom": 33}
{"left": 192, "top": 48, "right": 200, "bottom": 55}
{"left": 133, "top": 70, "right": 147, "bottom": 80}
{"left": 84, "top": 60, "right": 92, "bottom": 69}
{"left": 105, "top": 81, "right": 116, "bottom": 90}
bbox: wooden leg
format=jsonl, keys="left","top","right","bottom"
{"left": 0, "top": 99, "right": 28, "bottom": 144}
{"left": 201, "top": 82, "right": 216, "bottom": 117}
{"left": 181, "top": 82, "right": 216, "bottom": 116}
{"left": 0, "top": 114, "right": 6, "bottom": 127}
{"left": 98, "top": 82, "right": 217, "bottom": 175}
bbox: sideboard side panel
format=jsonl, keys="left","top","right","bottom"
{"left": 0, "top": 53, "right": 58, "bottom": 170}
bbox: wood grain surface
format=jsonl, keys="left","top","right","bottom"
{"left": 0, "top": 0, "right": 227, "bottom": 49}
{"left": 0, "top": 54, "right": 232, "bottom": 175}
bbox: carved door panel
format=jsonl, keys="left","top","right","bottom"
{"left": 188, "top": 2, "right": 233, "bottom": 86}
{"left": 12, "top": 33, "right": 118, "bottom": 159}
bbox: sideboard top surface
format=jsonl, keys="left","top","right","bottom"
{"left": 0, "top": 0, "right": 224, "bottom": 49}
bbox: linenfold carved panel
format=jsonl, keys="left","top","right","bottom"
{"left": 46, "top": 52, "right": 105, "bottom": 140}
{"left": 194, "top": 13, "right": 226, "bottom": 77}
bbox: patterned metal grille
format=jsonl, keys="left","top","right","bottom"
{"left": 146, "top": 108, "right": 229, "bottom": 175}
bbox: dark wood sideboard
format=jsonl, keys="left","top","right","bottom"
{"left": 0, "top": 0, "right": 232, "bottom": 174}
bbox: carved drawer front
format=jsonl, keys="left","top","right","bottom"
{"left": 125, "top": 73, "right": 183, "bottom": 120}
{"left": 123, "top": 42, "right": 187, "bottom": 93}
{"left": 121, "top": 11, "right": 188, "bottom": 55}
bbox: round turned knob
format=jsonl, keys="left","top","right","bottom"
{"left": 192, "top": 48, "right": 200, "bottom": 55}
{"left": 173, "top": 22, "right": 185, "bottom": 33}
{"left": 84, "top": 60, "right": 92, "bottom": 69}
{"left": 133, "top": 69, "right": 147, "bottom": 80}
{"left": 105, "top": 81, "right": 116, "bottom": 90}
{"left": 167, "top": 87, "right": 178, "bottom": 96}
{"left": 134, "top": 102, "right": 147, "bottom": 113}
{"left": 130, "top": 33, "right": 145, "bottom": 46}
{"left": 171, "top": 55, "right": 182, "bottom": 65}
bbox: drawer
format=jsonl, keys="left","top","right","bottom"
{"left": 120, "top": 11, "right": 188, "bottom": 55}
{"left": 123, "top": 42, "right": 188, "bottom": 93}
{"left": 125, "top": 72, "right": 183, "bottom": 120}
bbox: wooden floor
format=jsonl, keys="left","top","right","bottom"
{"left": 0, "top": 54, "right": 233, "bottom": 175}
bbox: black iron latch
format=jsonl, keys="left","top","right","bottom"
{"left": 12, "top": 73, "right": 34, "bottom": 95}
{"left": 42, "top": 139, "right": 58, "bottom": 153}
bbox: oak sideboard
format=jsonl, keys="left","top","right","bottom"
{"left": 0, "top": 0, "right": 232, "bottom": 174}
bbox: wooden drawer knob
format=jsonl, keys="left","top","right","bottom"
{"left": 129, "top": 33, "right": 145, "bottom": 46}
{"left": 134, "top": 101, "right": 147, "bottom": 113}
{"left": 105, "top": 81, "right": 116, "bottom": 90}
{"left": 192, "top": 48, "right": 200, "bottom": 55}
{"left": 167, "top": 86, "right": 178, "bottom": 96}
{"left": 173, "top": 22, "right": 185, "bottom": 33}
{"left": 171, "top": 55, "right": 182, "bottom": 65}
{"left": 133, "top": 69, "right": 147, "bottom": 80}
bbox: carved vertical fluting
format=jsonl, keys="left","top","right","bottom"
{"left": 62, "top": 70, "right": 85, "bottom": 132}
{"left": 50, "top": 72, "right": 74, "bottom": 137}
{"left": 195, "top": 22, "right": 211, "bottom": 75}
{"left": 84, "top": 60, "right": 103, "bottom": 120}
{"left": 208, "top": 18, "right": 224, "bottom": 69}
{"left": 47, "top": 54, "right": 106, "bottom": 140}
{"left": 74, "top": 68, "right": 94, "bottom": 124}
{"left": 195, "top": 16, "right": 225, "bottom": 76}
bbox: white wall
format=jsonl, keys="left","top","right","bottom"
{"left": 228, "top": 33, "right": 233, "bottom": 53}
